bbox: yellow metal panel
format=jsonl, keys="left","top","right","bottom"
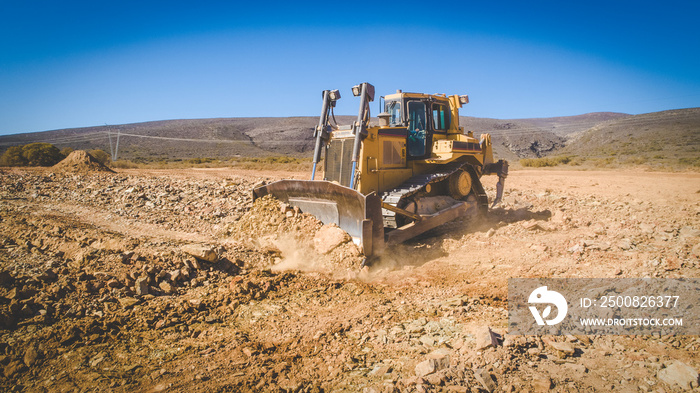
{"left": 381, "top": 169, "right": 414, "bottom": 193}
{"left": 425, "top": 138, "right": 485, "bottom": 165}
{"left": 381, "top": 140, "right": 405, "bottom": 167}
{"left": 448, "top": 95, "right": 463, "bottom": 134}
{"left": 357, "top": 128, "right": 380, "bottom": 195}
{"left": 358, "top": 126, "right": 412, "bottom": 194}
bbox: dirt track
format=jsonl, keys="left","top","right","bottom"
{"left": 1, "top": 167, "right": 699, "bottom": 392}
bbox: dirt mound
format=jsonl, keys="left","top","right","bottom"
{"left": 227, "top": 195, "right": 364, "bottom": 273}
{"left": 52, "top": 150, "right": 115, "bottom": 173}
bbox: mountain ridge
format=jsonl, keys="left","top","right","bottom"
{"left": 1, "top": 109, "right": 697, "bottom": 166}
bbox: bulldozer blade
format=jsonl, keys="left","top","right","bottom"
{"left": 252, "top": 180, "right": 384, "bottom": 256}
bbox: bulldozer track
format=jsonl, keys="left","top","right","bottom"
{"left": 381, "top": 161, "right": 488, "bottom": 228}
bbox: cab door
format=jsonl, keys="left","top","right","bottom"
{"left": 407, "top": 100, "right": 429, "bottom": 159}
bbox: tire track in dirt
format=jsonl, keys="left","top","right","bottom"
{"left": 27, "top": 201, "right": 216, "bottom": 245}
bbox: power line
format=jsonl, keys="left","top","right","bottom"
{"left": 0, "top": 130, "right": 315, "bottom": 147}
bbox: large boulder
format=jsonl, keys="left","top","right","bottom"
{"left": 313, "top": 224, "right": 351, "bottom": 254}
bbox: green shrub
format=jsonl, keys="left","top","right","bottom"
{"left": 1, "top": 143, "right": 64, "bottom": 167}
{"left": 88, "top": 149, "right": 111, "bottom": 165}
{"left": 520, "top": 155, "right": 573, "bottom": 167}
{"left": 23, "top": 143, "right": 64, "bottom": 166}
{"left": 0, "top": 146, "right": 27, "bottom": 166}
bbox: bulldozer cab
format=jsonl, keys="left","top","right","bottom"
{"left": 384, "top": 94, "right": 452, "bottom": 160}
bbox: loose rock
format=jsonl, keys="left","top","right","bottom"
{"left": 181, "top": 244, "right": 219, "bottom": 263}
{"left": 657, "top": 361, "right": 698, "bottom": 390}
{"left": 135, "top": 277, "right": 149, "bottom": 296}
{"left": 313, "top": 224, "right": 351, "bottom": 254}
{"left": 475, "top": 368, "right": 497, "bottom": 392}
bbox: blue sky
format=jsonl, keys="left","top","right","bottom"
{"left": 1, "top": 0, "right": 698, "bottom": 135}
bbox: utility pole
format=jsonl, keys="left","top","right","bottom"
{"left": 106, "top": 124, "right": 121, "bottom": 161}
{"left": 107, "top": 124, "right": 114, "bottom": 160}
{"left": 114, "top": 129, "right": 120, "bottom": 161}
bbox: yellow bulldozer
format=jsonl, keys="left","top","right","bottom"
{"left": 253, "top": 82, "right": 508, "bottom": 257}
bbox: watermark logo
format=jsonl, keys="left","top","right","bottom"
{"left": 510, "top": 278, "right": 699, "bottom": 335}
{"left": 528, "top": 286, "right": 568, "bottom": 326}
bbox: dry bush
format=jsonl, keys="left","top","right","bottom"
{"left": 520, "top": 155, "right": 574, "bottom": 167}
{"left": 678, "top": 157, "right": 700, "bottom": 167}
{"left": 110, "top": 160, "right": 140, "bottom": 169}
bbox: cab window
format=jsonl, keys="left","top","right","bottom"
{"left": 407, "top": 101, "right": 427, "bottom": 156}
{"left": 432, "top": 103, "right": 448, "bottom": 132}
{"left": 385, "top": 100, "right": 402, "bottom": 125}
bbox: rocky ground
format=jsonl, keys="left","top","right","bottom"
{"left": 0, "top": 165, "right": 699, "bottom": 392}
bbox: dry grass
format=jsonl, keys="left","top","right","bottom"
{"left": 520, "top": 155, "right": 579, "bottom": 167}
{"left": 108, "top": 156, "right": 314, "bottom": 172}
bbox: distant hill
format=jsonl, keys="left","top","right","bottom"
{"left": 560, "top": 108, "right": 700, "bottom": 166}
{"left": 1, "top": 109, "right": 697, "bottom": 167}
{"left": 460, "top": 112, "right": 630, "bottom": 161}
{"left": 0, "top": 118, "right": 333, "bottom": 162}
